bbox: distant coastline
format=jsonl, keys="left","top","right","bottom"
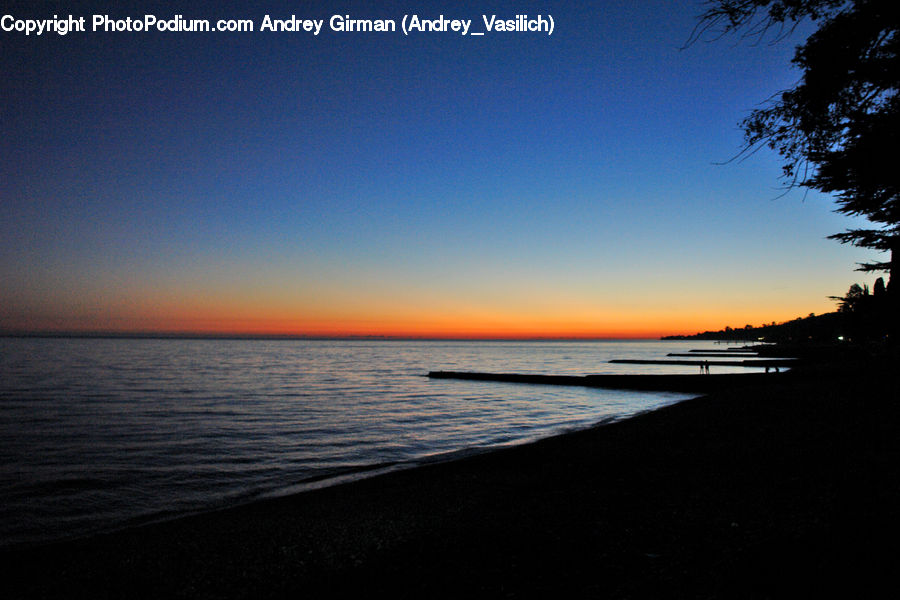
{"left": 663, "top": 310, "right": 852, "bottom": 343}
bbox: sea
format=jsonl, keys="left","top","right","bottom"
{"left": 0, "top": 337, "right": 761, "bottom": 549}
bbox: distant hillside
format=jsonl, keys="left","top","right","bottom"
{"left": 663, "top": 310, "right": 873, "bottom": 344}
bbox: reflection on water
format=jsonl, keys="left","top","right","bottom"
{"left": 0, "top": 338, "right": 738, "bottom": 547}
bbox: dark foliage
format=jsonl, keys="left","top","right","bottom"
{"left": 665, "top": 279, "right": 890, "bottom": 342}
{"left": 695, "top": 0, "right": 899, "bottom": 319}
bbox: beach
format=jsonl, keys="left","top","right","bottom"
{"left": 4, "top": 349, "right": 898, "bottom": 598}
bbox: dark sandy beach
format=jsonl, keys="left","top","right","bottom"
{"left": 4, "top": 351, "right": 899, "bottom": 599}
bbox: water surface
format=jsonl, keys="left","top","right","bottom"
{"left": 0, "top": 338, "right": 746, "bottom": 548}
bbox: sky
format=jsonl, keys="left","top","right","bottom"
{"left": 0, "top": 0, "right": 883, "bottom": 338}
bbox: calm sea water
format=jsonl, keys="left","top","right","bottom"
{"left": 0, "top": 338, "right": 752, "bottom": 548}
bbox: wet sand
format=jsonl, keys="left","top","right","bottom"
{"left": 4, "top": 358, "right": 899, "bottom": 598}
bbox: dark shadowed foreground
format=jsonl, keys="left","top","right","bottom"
{"left": 5, "top": 354, "right": 899, "bottom": 598}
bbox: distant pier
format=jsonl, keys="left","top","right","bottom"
{"left": 429, "top": 345, "right": 795, "bottom": 392}
{"left": 609, "top": 359, "right": 794, "bottom": 368}
{"left": 427, "top": 371, "right": 786, "bottom": 393}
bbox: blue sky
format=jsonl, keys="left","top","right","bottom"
{"left": 0, "top": 0, "right": 880, "bottom": 336}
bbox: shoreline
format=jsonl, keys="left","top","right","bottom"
{"left": 1, "top": 378, "right": 685, "bottom": 553}
{"left": 5, "top": 358, "right": 899, "bottom": 597}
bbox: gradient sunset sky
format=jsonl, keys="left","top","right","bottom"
{"left": 0, "top": 0, "right": 882, "bottom": 338}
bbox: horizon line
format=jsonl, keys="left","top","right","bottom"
{"left": 0, "top": 330, "right": 674, "bottom": 342}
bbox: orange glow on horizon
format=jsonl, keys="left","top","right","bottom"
{"left": 2, "top": 307, "right": 810, "bottom": 340}
{"left": 2, "top": 277, "right": 835, "bottom": 340}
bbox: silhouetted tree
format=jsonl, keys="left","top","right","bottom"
{"left": 830, "top": 282, "right": 868, "bottom": 313}
{"left": 694, "top": 0, "right": 899, "bottom": 336}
